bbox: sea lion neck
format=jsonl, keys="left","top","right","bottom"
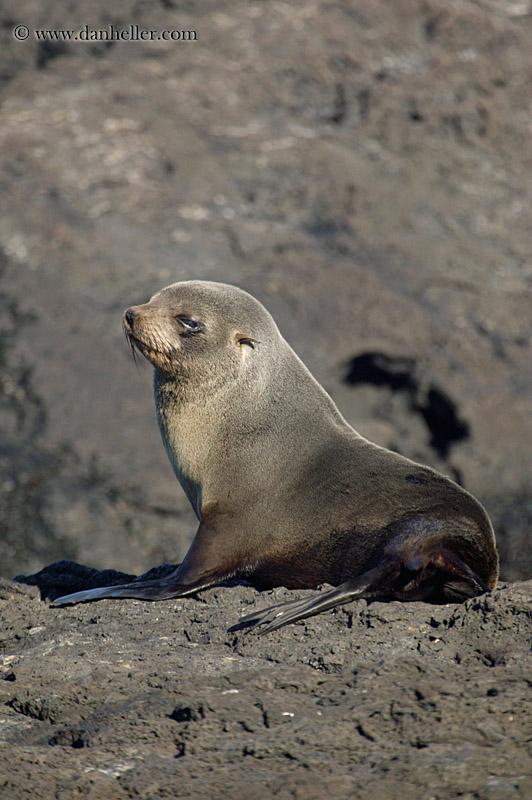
{"left": 152, "top": 337, "right": 349, "bottom": 519}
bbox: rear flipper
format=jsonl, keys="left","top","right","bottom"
{"left": 232, "top": 547, "right": 490, "bottom": 635}
{"left": 230, "top": 560, "right": 401, "bottom": 635}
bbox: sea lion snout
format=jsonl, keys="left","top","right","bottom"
{"left": 124, "top": 306, "right": 141, "bottom": 330}
{"left": 122, "top": 302, "right": 183, "bottom": 375}
{"left": 123, "top": 304, "right": 151, "bottom": 354}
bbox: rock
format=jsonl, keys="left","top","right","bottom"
{"left": 0, "top": 579, "right": 531, "bottom": 798}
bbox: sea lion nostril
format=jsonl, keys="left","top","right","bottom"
{"left": 124, "top": 307, "right": 136, "bottom": 327}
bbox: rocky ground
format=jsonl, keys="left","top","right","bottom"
{"left": 1, "top": 1, "right": 532, "bottom": 797}
{"left": 1, "top": 578, "right": 531, "bottom": 800}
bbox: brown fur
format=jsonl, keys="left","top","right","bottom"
{"left": 53, "top": 281, "right": 498, "bottom": 633}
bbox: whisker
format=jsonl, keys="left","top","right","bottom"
{"left": 124, "top": 327, "right": 140, "bottom": 371}
{"left": 130, "top": 338, "right": 139, "bottom": 370}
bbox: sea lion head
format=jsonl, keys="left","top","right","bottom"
{"left": 123, "top": 280, "right": 281, "bottom": 398}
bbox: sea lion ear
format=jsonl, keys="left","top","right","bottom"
{"left": 235, "top": 335, "right": 257, "bottom": 350}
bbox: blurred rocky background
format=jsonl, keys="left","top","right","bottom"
{"left": 1, "top": 0, "right": 531, "bottom": 584}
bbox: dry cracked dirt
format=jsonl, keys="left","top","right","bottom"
{"left": 1, "top": 1, "right": 532, "bottom": 798}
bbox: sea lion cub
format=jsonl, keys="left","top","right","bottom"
{"left": 53, "top": 280, "right": 498, "bottom": 633}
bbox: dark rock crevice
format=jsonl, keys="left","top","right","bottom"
{"left": 344, "top": 352, "right": 470, "bottom": 460}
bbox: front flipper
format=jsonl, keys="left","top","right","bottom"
{"left": 14, "top": 560, "right": 142, "bottom": 602}
{"left": 45, "top": 516, "right": 244, "bottom": 606}
{"left": 52, "top": 576, "right": 192, "bottom": 605}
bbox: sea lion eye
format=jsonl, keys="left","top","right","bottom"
{"left": 176, "top": 315, "right": 200, "bottom": 331}
{"left": 238, "top": 338, "right": 255, "bottom": 349}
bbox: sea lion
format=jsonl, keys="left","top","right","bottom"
{"left": 52, "top": 280, "right": 499, "bottom": 634}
